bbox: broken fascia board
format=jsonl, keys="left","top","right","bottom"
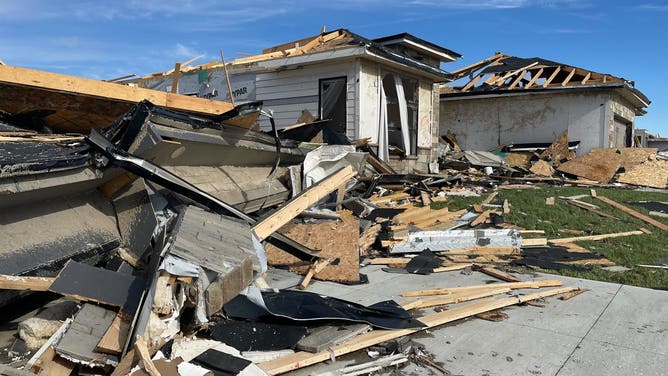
{"left": 391, "top": 229, "right": 523, "bottom": 254}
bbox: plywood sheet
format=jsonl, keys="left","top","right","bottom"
{"left": 504, "top": 152, "right": 533, "bottom": 169}
{"left": 265, "top": 210, "right": 360, "bottom": 283}
{"left": 529, "top": 160, "right": 554, "bottom": 176}
{"left": 617, "top": 159, "right": 668, "bottom": 189}
{"left": 557, "top": 150, "right": 621, "bottom": 182}
{"left": 539, "top": 131, "right": 574, "bottom": 166}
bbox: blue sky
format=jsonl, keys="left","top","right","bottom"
{"left": 1, "top": 0, "right": 666, "bottom": 135}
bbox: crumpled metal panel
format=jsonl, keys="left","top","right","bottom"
{"left": 391, "top": 229, "right": 522, "bottom": 254}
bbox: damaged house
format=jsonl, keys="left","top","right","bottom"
{"left": 440, "top": 53, "right": 651, "bottom": 155}
{"left": 134, "top": 29, "right": 461, "bottom": 172}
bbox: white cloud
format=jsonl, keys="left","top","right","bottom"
{"left": 636, "top": 4, "right": 668, "bottom": 11}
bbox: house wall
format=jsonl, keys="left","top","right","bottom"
{"left": 440, "top": 91, "right": 614, "bottom": 156}
{"left": 253, "top": 60, "right": 358, "bottom": 136}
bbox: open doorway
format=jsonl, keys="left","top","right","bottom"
{"left": 319, "top": 77, "right": 347, "bottom": 142}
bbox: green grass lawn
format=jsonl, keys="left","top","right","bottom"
{"left": 433, "top": 186, "right": 668, "bottom": 289}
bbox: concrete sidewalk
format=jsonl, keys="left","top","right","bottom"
{"left": 266, "top": 265, "right": 668, "bottom": 376}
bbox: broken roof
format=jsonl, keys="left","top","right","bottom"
{"left": 139, "top": 29, "right": 458, "bottom": 82}
{"left": 442, "top": 53, "right": 650, "bottom": 111}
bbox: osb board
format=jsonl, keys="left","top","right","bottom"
{"left": 557, "top": 150, "right": 621, "bottom": 183}
{"left": 264, "top": 210, "right": 360, "bottom": 283}
{"left": 529, "top": 160, "right": 554, "bottom": 177}
{"left": 617, "top": 160, "right": 668, "bottom": 189}
{"left": 539, "top": 131, "right": 575, "bottom": 166}
{"left": 505, "top": 152, "right": 533, "bottom": 169}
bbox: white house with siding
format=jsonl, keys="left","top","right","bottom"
{"left": 135, "top": 29, "right": 461, "bottom": 172}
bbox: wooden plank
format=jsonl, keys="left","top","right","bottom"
{"left": 508, "top": 70, "right": 528, "bottom": 89}
{"left": 477, "top": 266, "right": 521, "bottom": 282}
{"left": 370, "top": 192, "right": 410, "bottom": 203}
{"left": 481, "top": 191, "right": 498, "bottom": 205}
{"left": 401, "top": 279, "right": 563, "bottom": 297}
{"left": 491, "top": 62, "right": 539, "bottom": 86}
{"left": 134, "top": 336, "right": 161, "bottom": 376}
{"left": 110, "top": 349, "right": 138, "bottom": 376}
{"left": 561, "top": 67, "right": 577, "bottom": 86}
{"left": 548, "top": 230, "right": 644, "bottom": 244}
{"left": 32, "top": 347, "right": 74, "bottom": 376}
{"left": 0, "top": 64, "right": 233, "bottom": 116}
{"left": 252, "top": 166, "right": 356, "bottom": 241}
{"left": 402, "top": 287, "right": 511, "bottom": 309}
{"left": 369, "top": 257, "right": 412, "bottom": 265}
{"left": 259, "top": 286, "right": 574, "bottom": 375}
{"left": 581, "top": 71, "right": 591, "bottom": 85}
{"left": 96, "top": 313, "right": 131, "bottom": 355}
{"left": 521, "top": 238, "right": 548, "bottom": 246}
{"left": 525, "top": 67, "right": 544, "bottom": 88}
{"left": 560, "top": 288, "right": 589, "bottom": 301}
{"left": 562, "top": 199, "right": 618, "bottom": 219}
{"left": 432, "top": 263, "right": 473, "bottom": 273}
{"left": 392, "top": 206, "right": 439, "bottom": 224}
{"left": 470, "top": 210, "right": 496, "bottom": 227}
{"left": 461, "top": 72, "right": 484, "bottom": 91}
{"left": 0, "top": 275, "right": 54, "bottom": 291}
{"left": 594, "top": 195, "right": 668, "bottom": 230}
{"left": 502, "top": 199, "right": 510, "bottom": 214}
{"left": 543, "top": 66, "right": 561, "bottom": 87}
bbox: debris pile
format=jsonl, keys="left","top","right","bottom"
{"left": 0, "top": 61, "right": 664, "bottom": 376}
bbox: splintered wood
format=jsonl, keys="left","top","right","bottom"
{"left": 539, "top": 131, "right": 574, "bottom": 166}
{"left": 557, "top": 148, "right": 658, "bottom": 183}
{"left": 265, "top": 210, "right": 360, "bottom": 283}
{"left": 617, "top": 159, "right": 668, "bottom": 189}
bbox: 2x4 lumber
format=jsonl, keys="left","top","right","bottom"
{"left": 525, "top": 67, "right": 544, "bottom": 88}
{"left": 560, "top": 288, "right": 589, "bottom": 300}
{"left": 478, "top": 266, "right": 521, "bottom": 282}
{"left": 491, "top": 62, "right": 539, "bottom": 86}
{"left": 461, "top": 72, "right": 484, "bottom": 91}
{"left": 259, "top": 286, "right": 575, "bottom": 375}
{"left": 481, "top": 191, "right": 498, "bottom": 205}
{"left": 401, "top": 279, "right": 563, "bottom": 297}
{"left": 593, "top": 194, "right": 668, "bottom": 231}
{"left": 548, "top": 230, "right": 644, "bottom": 244}
{"left": 370, "top": 192, "right": 410, "bottom": 203}
{"left": 0, "top": 65, "right": 233, "bottom": 116}
{"left": 450, "top": 53, "right": 507, "bottom": 78}
{"left": 522, "top": 237, "right": 548, "bottom": 246}
{"left": 393, "top": 206, "right": 437, "bottom": 224}
{"left": 252, "top": 165, "right": 356, "bottom": 241}
{"left": 402, "top": 287, "right": 512, "bottom": 309}
{"left": 134, "top": 336, "right": 160, "bottom": 376}
{"left": 470, "top": 210, "right": 496, "bottom": 227}
{"left": 581, "top": 71, "right": 591, "bottom": 85}
{"left": 96, "top": 313, "right": 131, "bottom": 355}
{"left": 403, "top": 208, "right": 467, "bottom": 227}
{"left": 0, "top": 275, "right": 54, "bottom": 291}
{"left": 543, "top": 66, "right": 562, "bottom": 87}
{"left": 508, "top": 70, "right": 528, "bottom": 89}
{"left": 561, "top": 67, "right": 577, "bottom": 86}
{"left": 432, "top": 263, "right": 473, "bottom": 273}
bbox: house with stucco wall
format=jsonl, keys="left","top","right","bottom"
{"left": 439, "top": 53, "right": 650, "bottom": 155}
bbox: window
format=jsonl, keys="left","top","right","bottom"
{"left": 381, "top": 73, "right": 419, "bottom": 156}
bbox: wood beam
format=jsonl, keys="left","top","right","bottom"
{"left": 252, "top": 166, "right": 356, "bottom": 241}
{"left": 508, "top": 70, "right": 528, "bottom": 89}
{"left": 491, "top": 62, "right": 539, "bottom": 86}
{"left": 543, "top": 66, "right": 562, "bottom": 87}
{"left": 561, "top": 67, "right": 577, "bottom": 86}
{"left": 581, "top": 71, "right": 591, "bottom": 85}
{"left": 450, "top": 53, "right": 508, "bottom": 79}
{"left": 593, "top": 194, "right": 668, "bottom": 230}
{"left": 0, "top": 275, "right": 54, "bottom": 291}
{"left": 548, "top": 230, "right": 644, "bottom": 244}
{"left": 0, "top": 64, "right": 234, "bottom": 116}
{"left": 525, "top": 68, "right": 544, "bottom": 88}
{"left": 461, "top": 72, "right": 484, "bottom": 91}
